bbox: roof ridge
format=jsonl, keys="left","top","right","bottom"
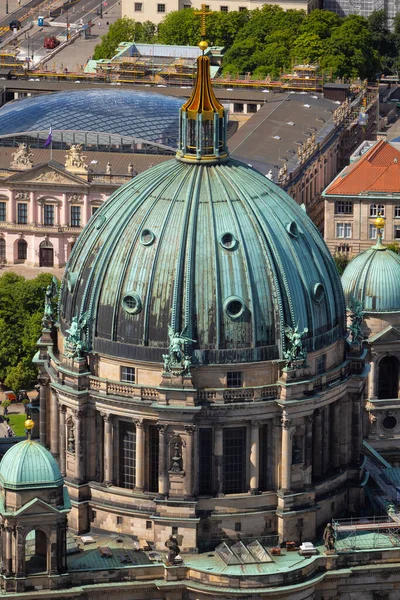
{"left": 365, "top": 138, "right": 386, "bottom": 162}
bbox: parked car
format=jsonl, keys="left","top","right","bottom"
{"left": 9, "top": 20, "right": 21, "bottom": 31}
{"left": 44, "top": 36, "right": 60, "bottom": 49}
{"left": 4, "top": 390, "right": 16, "bottom": 403}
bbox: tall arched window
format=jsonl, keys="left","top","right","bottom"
{"left": 17, "top": 239, "right": 27, "bottom": 260}
{"left": 378, "top": 356, "right": 399, "bottom": 399}
{"left": 370, "top": 204, "right": 377, "bottom": 217}
{"left": 0, "top": 238, "right": 5, "bottom": 260}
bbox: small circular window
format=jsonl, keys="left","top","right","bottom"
{"left": 219, "top": 232, "right": 238, "bottom": 250}
{"left": 140, "top": 229, "right": 155, "bottom": 246}
{"left": 286, "top": 222, "right": 299, "bottom": 238}
{"left": 382, "top": 415, "right": 397, "bottom": 430}
{"left": 95, "top": 214, "right": 106, "bottom": 230}
{"left": 122, "top": 292, "right": 142, "bottom": 315}
{"left": 313, "top": 283, "right": 325, "bottom": 304}
{"left": 67, "top": 272, "right": 77, "bottom": 294}
{"left": 224, "top": 296, "right": 245, "bottom": 319}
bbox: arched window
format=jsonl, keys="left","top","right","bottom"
{"left": 370, "top": 204, "right": 377, "bottom": 217}
{"left": 17, "top": 239, "right": 27, "bottom": 260}
{"left": 377, "top": 204, "right": 385, "bottom": 216}
{"left": 378, "top": 356, "right": 399, "bottom": 399}
{"left": 0, "top": 238, "right": 5, "bottom": 260}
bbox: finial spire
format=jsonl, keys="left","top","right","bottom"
{"left": 372, "top": 213, "right": 385, "bottom": 250}
{"left": 176, "top": 5, "right": 229, "bottom": 164}
{"left": 25, "top": 417, "right": 34, "bottom": 441}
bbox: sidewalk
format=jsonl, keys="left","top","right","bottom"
{"left": 0, "top": 0, "right": 31, "bottom": 23}
{"left": 44, "top": 1, "right": 121, "bottom": 72}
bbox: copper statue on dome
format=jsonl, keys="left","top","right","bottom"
{"left": 283, "top": 323, "right": 309, "bottom": 369}
{"left": 163, "top": 325, "right": 195, "bottom": 376}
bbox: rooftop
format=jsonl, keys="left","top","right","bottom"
{"left": 324, "top": 139, "right": 400, "bottom": 196}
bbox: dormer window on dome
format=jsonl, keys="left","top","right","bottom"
{"left": 176, "top": 10, "right": 228, "bottom": 164}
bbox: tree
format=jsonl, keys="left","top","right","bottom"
{"left": 0, "top": 272, "right": 55, "bottom": 391}
{"left": 93, "top": 17, "right": 145, "bottom": 60}
{"left": 334, "top": 253, "right": 350, "bottom": 276}
{"left": 157, "top": 10, "right": 200, "bottom": 46}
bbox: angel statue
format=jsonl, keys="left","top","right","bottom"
{"left": 347, "top": 295, "right": 363, "bottom": 343}
{"left": 283, "top": 323, "right": 309, "bottom": 369}
{"left": 162, "top": 325, "right": 196, "bottom": 376}
{"left": 64, "top": 311, "right": 92, "bottom": 359}
{"left": 42, "top": 276, "right": 59, "bottom": 329}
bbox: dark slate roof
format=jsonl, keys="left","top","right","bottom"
{"left": 229, "top": 92, "right": 338, "bottom": 178}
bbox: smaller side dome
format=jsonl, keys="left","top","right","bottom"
{"left": 0, "top": 440, "right": 64, "bottom": 490}
{"left": 341, "top": 245, "right": 400, "bottom": 313}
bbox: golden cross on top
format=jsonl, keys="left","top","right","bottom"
{"left": 195, "top": 3, "right": 212, "bottom": 39}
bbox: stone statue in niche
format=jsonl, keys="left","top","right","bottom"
{"left": 165, "top": 535, "right": 180, "bottom": 566}
{"left": 170, "top": 441, "right": 183, "bottom": 472}
{"left": 162, "top": 325, "right": 196, "bottom": 376}
{"left": 347, "top": 294, "right": 363, "bottom": 343}
{"left": 67, "top": 423, "right": 75, "bottom": 453}
{"left": 283, "top": 324, "right": 308, "bottom": 369}
{"left": 64, "top": 311, "right": 91, "bottom": 359}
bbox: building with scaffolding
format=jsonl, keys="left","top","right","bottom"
{"left": 324, "top": 0, "right": 397, "bottom": 29}
{"left": 85, "top": 42, "right": 223, "bottom": 86}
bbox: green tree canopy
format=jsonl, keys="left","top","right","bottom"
{"left": 0, "top": 272, "right": 56, "bottom": 391}
{"left": 93, "top": 17, "right": 155, "bottom": 60}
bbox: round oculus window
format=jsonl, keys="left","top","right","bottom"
{"left": 313, "top": 283, "right": 325, "bottom": 304}
{"left": 382, "top": 415, "right": 397, "bottom": 430}
{"left": 122, "top": 292, "right": 142, "bottom": 315}
{"left": 224, "top": 296, "right": 245, "bottom": 319}
{"left": 286, "top": 222, "right": 299, "bottom": 238}
{"left": 67, "top": 272, "right": 77, "bottom": 294}
{"left": 140, "top": 229, "right": 155, "bottom": 246}
{"left": 219, "top": 232, "right": 238, "bottom": 250}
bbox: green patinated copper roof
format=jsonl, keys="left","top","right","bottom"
{"left": 60, "top": 158, "right": 345, "bottom": 365}
{"left": 341, "top": 241, "right": 400, "bottom": 313}
{"left": 0, "top": 440, "right": 64, "bottom": 490}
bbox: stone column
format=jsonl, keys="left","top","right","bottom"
{"left": 249, "top": 421, "right": 259, "bottom": 493}
{"left": 332, "top": 401, "right": 341, "bottom": 469}
{"left": 369, "top": 358, "right": 377, "bottom": 398}
{"left": 135, "top": 419, "right": 144, "bottom": 492}
{"left": 281, "top": 412, "right": 292, "bottom": 492}
{"left": 352, "top": 393, "right": 362, "bottom": 465}
{"left": 192, "top": 426, "right": 199, "bottom": 497}
{"left": 157, "top": 424, "right": 168, "bottom": 498}
{"left": 312, "top": 409, "right": 323, "bottom": 479}
{"left": 75, "top": 409, "right": 85, "bottom": 483}
{"left": 5, "top": 526, "right": 13, "bottom": 576}
{"left": 15, "top": 526, "right": 24, "bottom": 577}
{"left": 214, "top": 424, "right": 224, "bottom": 496}
{"left": 59, "top": 406, "right": 66, "bottom": 476}
{"left": 184, "top": 425, "right": 195, "bottom": 499}
{"left": 39, "top": 377, "right": 48, "bottom": 447}
{"left": 62, "top": 193, "right": 68, "bottom": 226}
{"left": 103, "top": 414, "right": 113, "bottom": 486}
{"left": 340, "top": 399, "right": 351, "bottom": 466}
{"left": 322, "top": 406, "right": 330, "bottom": 474}
{"left": 305, "top": 415, "right": 313, "bottom": 467}
{"left": 49, "top": 528, "right": 58, "bottom": 575}
{"left": 50, "top": 390, "right": 59, "bottom": 457}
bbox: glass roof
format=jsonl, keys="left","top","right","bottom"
{"left": 0, "top": 89, "right": 182, "bottom": 147}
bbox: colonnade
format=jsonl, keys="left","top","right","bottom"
{"left": 46, "top": 385, "right": 360, "bottom": 496}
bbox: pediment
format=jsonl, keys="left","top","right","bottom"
{"left": 6, "top": 162, "right": 89, "bottom": 187}
{"left": 369, "top": 325, "right": 400, "bottom": 344}
{"left": 14, "top": 497, "right": 62, "bottom": 517}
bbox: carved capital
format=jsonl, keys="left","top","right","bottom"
{"left": 184, "top": 425, "right": 196, "bottom": 435}
{"left": 281, "top": 411, "right": 291, "bottom": 430}
{"left": 250, "top": 420, "right": 259, "bottom": 430}
{"left": 101, "top": 412, "right": 112, "bottom": 423}
{"left": 134, "top": 418, "right": 144, "bottom": 429}
{"left": 157, "top": 423, "right": 166, "bottom": 434}
{"left": 74, "top": 408, "right": 86, "bottom": 419}
{"left": 60, "top": 405, "right": 67, "bottom": 414}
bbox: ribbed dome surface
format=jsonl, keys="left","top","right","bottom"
{"left": 0, "top": 440, "right": 64, "bottom": 490}
{"left": 60, "top": 158, "right": 345, "bottom": 364}
{"left": 341, "top": 245, "right": 400, "bottom": 313}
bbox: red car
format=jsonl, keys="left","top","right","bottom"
{"left": 44, "top": 36, "right": 60, "bottom": 49}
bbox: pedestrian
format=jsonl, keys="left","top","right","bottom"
{"left": 106, "top": 21, "right": 109, "bottom": 26}
{"left": 98, "top": 21, "right": 102, "bottom": 28}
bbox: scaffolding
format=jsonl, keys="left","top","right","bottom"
{"left": 333, "top": 515, "right": 400, "bottom": 551}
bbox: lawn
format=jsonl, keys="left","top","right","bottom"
{"left": 8, "top": 414, "right": 27, "bottom": 436}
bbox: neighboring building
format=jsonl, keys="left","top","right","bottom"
{"left": 324, "top": 0, "right": 397, "bottom": 29}
{"left": 342, "top": 218, "right": 400, "bottom": 465}
{"left": 85, "top": 41, "right": 223, "bottom": 85}
{"left": 29, "top": 39, "right": 372, "bottom": 600}
{"left": 122, "top": 0, "right": 319, "bottom": 26}
{"left": 323, "top": 139, "right": 400, "bottom": 257}
{"left": 0, "top": 146, "right": 170, "bottom": 268}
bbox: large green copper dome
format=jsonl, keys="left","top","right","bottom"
{"left": 341, "top": 241, "right": 400, "bottom": 313}
{"left": 0, "top": 440, "right": 64, "bottom": 490}
{"left": 59, "top": 157, "right": 345, "bottom": 364}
